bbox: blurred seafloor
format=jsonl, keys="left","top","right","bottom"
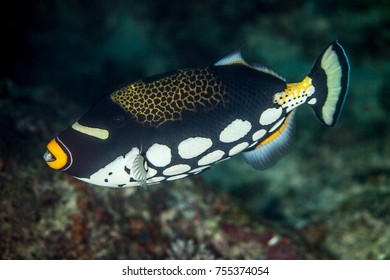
{"left": 1, "top": 0, "right": 390, "bottom": 259}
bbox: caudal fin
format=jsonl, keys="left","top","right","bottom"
{"left": 308, "top": 41, "right": 350, "bottom": 126}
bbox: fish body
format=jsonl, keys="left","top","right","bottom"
{"left": 44, "top": 41, "right": 350, "bottom": 188}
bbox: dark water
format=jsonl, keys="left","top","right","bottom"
{"left": 1, "top": 0, "right": 389, "bottom": 259}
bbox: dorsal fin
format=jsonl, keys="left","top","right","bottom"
{"left": 215, "top": 49, "right": 286, "bottom": 82}
{"left": 214, "top": 49, "right": 248, "bottom": 66}
{"left": 251, "top": 63, "right": 286, "bottom": 81}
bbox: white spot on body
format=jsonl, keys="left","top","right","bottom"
{"left": 143, "top": 160, "right": 148, "bottom": 170}
{"left": 163, "top": 164, "right": 191, "bottom": 176}
{"left": 269, "top": 117, "right": 286, "bottom": 132}
{"left": 198, "top": 150, "right": 225, "bottom": 166}
{"left": 308, "top": 97, "right": 317, "bottom": 105}
{"left": 146, "top": 176, "right": 165, "bottom": 184}
{"left": 177, "top": 137, "right": 212, "bottom": 159}
{"left": 188, "top": 165, "right": 210, "bottom": 174}
{"left": 248, "top": 142, "right": 258, "bottom": 148}
{"left": 228, "top": 142, "right": 249, "bottom": 156}
{"left": 146, "top": 143, "right": 172, "bottom": 167}
{"left": 216, "top": 157, "right": 231, "bottom": 164}
{"left": 252, "top": 129, "right": 267, "bottom": 141}
{"left": 166, "top": 173, "right": 189, "bottom": 181}
{"left": 72, "top": 122, "right": 109, "bottom": 140}
{"left": 147, "top": 167, "right": 158, "bottom": 178}
{"left": 306, "top": 86, "right": 315, "bottom": 96}
{"left": 219, "top": 119, "right": 252, "bottom": 143}
{"left": 125, "top": 182, "right": 140, "bottom": 187}
{"left": 259, "top": 108, "right": 283, "bottom": 125}
{"left": 77, "top": 147, "right": 140, "bottom": 187}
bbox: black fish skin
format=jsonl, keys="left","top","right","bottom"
{"left": 47, "top": 42, "right": 350, "bottom": 187}
{"left": 59, "top": 64, "right": 287, "bottom": 178}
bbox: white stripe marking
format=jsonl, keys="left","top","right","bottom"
{"left": 72, "top": 122, "right": 109, "bottom": 140}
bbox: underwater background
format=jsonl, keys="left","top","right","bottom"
{"left": 1, "top": 0, "right": 389, "bottom": 259}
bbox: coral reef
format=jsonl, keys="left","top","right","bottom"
{"left": 166, "top": 239, "right": 215, "bottom": 260}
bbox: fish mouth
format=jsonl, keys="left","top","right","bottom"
{"left": 43, "top": 150, "right": 56, "bottom": 162}
{"left": 44, "top": 138, "right": 71, "bottom": 170}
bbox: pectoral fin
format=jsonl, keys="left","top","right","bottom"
{"left": 132, "top": 153, "right": 148, "bottom": 189}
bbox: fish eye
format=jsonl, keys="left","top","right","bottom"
{"left": 111, "top": 114, "right": 126, "bottom": 127}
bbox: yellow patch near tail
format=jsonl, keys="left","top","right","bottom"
{"left": 273, "top": 76, "right": 315, "bottom": 112}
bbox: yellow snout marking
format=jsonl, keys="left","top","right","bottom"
{"left": 46, "top": 138, "right": 68, "bottom": 170}
{"left": 72, "top": 122, "right": 109, "bottom": 140}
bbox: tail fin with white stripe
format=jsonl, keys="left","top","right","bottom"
{"left": 308, "top": 41, "right": 350, "bottom": 126}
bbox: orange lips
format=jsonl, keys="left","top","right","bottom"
{"left": 44, "top": 138, "right": 68, "bottom": 170}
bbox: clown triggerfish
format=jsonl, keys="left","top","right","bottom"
{"left": 44, "top": 41, "right": 350, "bottom": 188}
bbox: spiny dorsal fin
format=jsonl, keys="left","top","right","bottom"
{"left": 215, "top": 49, "right": 286, "bottom": 82}
{"left": 214, "top": 49, "right": 248, "bottom": 66}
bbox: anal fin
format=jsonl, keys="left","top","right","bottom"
{"left": 243, "top": 112, "right": 295, "bottom": 170}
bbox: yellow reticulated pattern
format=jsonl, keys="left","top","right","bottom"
{"left": 111, "top": 68, "right": 228, "bottom": 127}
